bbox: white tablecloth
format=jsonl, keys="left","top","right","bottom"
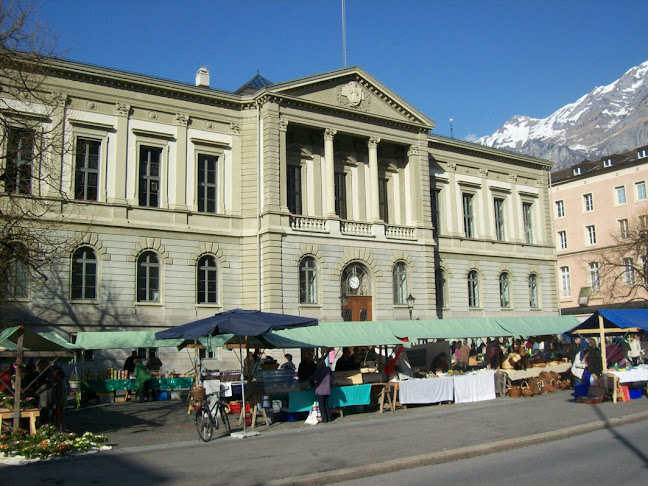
{"left": 504, "top": 363, "right": 571, "bottom": 381}
{"left": 398, "top": 377, "right": 454, "bottom": 404}
{"left": 608, "top": 366, "right": 648, "bottom": 383}
{"left": 453, "top": 371, "right": 496, "bottom": 404}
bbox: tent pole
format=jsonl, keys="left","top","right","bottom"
{"left": 599, "top": 314, "right": 608, "bottom": 374}
{"left": 242, "top": 336, "right": 248, "bottom": 434}
{"left": 13, "top": 328, "right": 24, "bottom": 431}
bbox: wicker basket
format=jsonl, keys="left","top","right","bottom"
{"left": 521, "top": 381, "right": 534, "bottom": 397}
{"left": 190, "top": 387, "right": 206, "bottom": 401}
{"left": 508, "top": 386, "right": 522, "bottom": 398}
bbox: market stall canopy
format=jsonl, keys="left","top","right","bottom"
{"left": 495, "top": 316, "right": 580, "bottom": 336}
{"left": 570, "top": 309, "right": 648, "bottom": 333}
{"left": 383, "top": 319, "right": 508, "bottom": 340}
{"left": 155, "top": 309, "right": 318, "bottom": 340}
{"left": 74, "top": 330, "right": 229, "bottom": 351}
{"left": 267, "top": 321, "right": 408, "bottom": 348}
{"left": 0, "top": 326, "right": 76, "bottom": 357}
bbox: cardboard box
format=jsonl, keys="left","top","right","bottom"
{"left": 333, "top": 371, "right": 363, "bottom": 386}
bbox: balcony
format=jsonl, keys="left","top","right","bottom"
{"left": 386, "top": 225, "right": 416, "bottom": 240}
{"left": 289, "top": 216, "right": 328, "bottom": 232}
{"left": 341, "top": 221, "right": 373, "bottom": 236}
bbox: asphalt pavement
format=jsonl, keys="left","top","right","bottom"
{"left": 2, "top": 388, "right": 648, "bottom": 485}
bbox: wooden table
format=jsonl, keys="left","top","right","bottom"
{"left": 379, "top": 382, "right": 406, "bottom": 412}
{"left": 0, "top": 408, "right": 40, "bottom": 435}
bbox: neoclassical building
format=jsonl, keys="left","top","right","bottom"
{"left": 1, "top": 58, "right": 558, "bottom": 367}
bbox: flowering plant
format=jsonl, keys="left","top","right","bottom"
{"left": 0, "top": 425, "right": 108, "bottom": 459}
{"left": 0, "top": 390, "right": 36, "bottom": 410}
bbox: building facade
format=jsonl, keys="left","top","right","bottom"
{"left": 551, "top": 145, "right": 648, "bottom": 315}
{"left": 1, "top": 58, "right": 558, "bottom": 368}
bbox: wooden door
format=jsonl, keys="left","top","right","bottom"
{"left": 342, "top": 296, "right": 372, "bottom": 321}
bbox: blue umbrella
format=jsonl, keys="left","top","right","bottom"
{"left": 155, "top": 309, "right": 318, "bottom": 339}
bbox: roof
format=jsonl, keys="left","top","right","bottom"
{"left": 572, "top": 309, "right": 648, "bottom": 333}
{"left": 75, "top": 331, "right": 229, "bottom": 351}
{"left": 552, "top": 145, "right": 648, "bottom": 184}
{"left": 234, "top": 72, "right": 274, "bottom": 95}
{"left": 0, "top": 326, "right": 77, "bottom": 357}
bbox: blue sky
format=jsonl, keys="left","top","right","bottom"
{"left": 38, "top": 0, "right": 648, "bottom": 141}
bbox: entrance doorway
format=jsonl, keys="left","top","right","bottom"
{"left": 341, "top": 262, "right": 372, "bottom": 321}
{"left": 342, "top": 295, "right": 372, "bottom": 321}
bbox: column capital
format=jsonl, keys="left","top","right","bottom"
{"left": 174, "top": 113, "right": 189, "bottom": 127}
{"left": 324, "top": 128, "right": 337, "bottom": 141}
{"left": 407, "top": 145, "right": 420, "bottom": 157}
{"left": 279, "top": 119, "right": 289, "bottom": 132}
{"left": 115, "top": 103, "right": 131, "bottom": 117}
{"left": 479, "top": 168, "right": 488, "bottom": 178}
{"left": 368, "top": 136, "right": 381, "bottom": 148}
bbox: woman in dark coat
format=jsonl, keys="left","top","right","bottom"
{"left": 312, "top": 359, "right": 332, "bottom": 423}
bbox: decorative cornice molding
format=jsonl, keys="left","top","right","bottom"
{"left": 324, "top": 128, "right": 337, "bottom": 141}
{"left": 188, "top": 242, "right": 229, "bottom": 268}
{"left": 368, "top": 136, "right": 381, "bottom": 148}
{"left": 127, "top": 237, "right": 172, "bottom": 264}
{"left": 115, "top": 102, "right": 130, "bottom": 117}
{"left": 229, "top": 123, "right": 241, "bottom": 135}
{"left": 174, "top": 113, "right": 189, "bottom": 127}
{"left": 279, "top": 119, "right": 289, "bottom": 132}
{"left": 479, "top": 168, "right": 489, "bottom": 177}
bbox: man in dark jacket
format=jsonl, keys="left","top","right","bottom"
{"left": 312, "top": 359, "right": 332, "bottom": 423}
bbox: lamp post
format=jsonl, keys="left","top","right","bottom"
{"left": 406, "top": 293, "right": 415, "bottom": 320}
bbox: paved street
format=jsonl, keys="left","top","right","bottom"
{"left": 1, "top": 390, "right": 647, "bottom": 485}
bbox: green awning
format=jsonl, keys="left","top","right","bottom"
{"left": 267, "top": 321, "right": 407, "bottom": 348}
{"left": 0, "top": 326, "right": 77, "bottom": 354}
{"left": 495, "top": 316, "right": 580, "bottom": 337}
{"left": 383, "top": 319, "right": 510, "bottom": 340}
{"left": 75, "top": 331, "right": 229, "bottom": 351}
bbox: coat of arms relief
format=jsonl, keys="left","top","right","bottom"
{"left": 336, "top": 81, "right": 371, "bottom": 111}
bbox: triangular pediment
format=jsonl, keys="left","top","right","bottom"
{"left": 264, "top": 67, "right": 435, "bottom": 130}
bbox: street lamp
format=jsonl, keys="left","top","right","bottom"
{"left": 406, "top": 293, "right": 415, "bottom": 320}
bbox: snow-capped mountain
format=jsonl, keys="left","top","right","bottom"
{"left": 477, "top": 61, "right": 648, "bottom": 170}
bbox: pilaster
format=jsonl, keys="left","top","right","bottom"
{"left": 171, "top": 113, "right": 189, "bottom": 210}
{"left": 324, "top": 128, "right": 337, "bottom": 218}
{"left": 111, "top": 102, "right": 130, "bottom": 205}
{"left": 368, "top": 136, "right": 381, "bottom": 222}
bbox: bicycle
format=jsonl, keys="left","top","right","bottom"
{"left": 195, "top": 391, "right": 231, "bottom": 441}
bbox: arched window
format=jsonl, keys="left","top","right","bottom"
{"left": 197, "top": 255, "right": 218, "bottom": 304}
{"left": 393, "top": 262, "right": 408, "bottom": 305}
{"left": 71, "top": 247, "right": 97, "bottom": 300}
{"left": 137, "top": 251, "right": 160, "bottom": 302}
{"left": 529, "top": 274, "right": 539, "bottom": 308}
{"left": 499, "top": 272, "right": 510, "bottom": 308}
{"left": 3, "top": 242, "right": 28, "bottom": 298}
{"left": 299, "top": 256, "right": 317, "bottom": 304}
{"left": 467, "top": 270, "right": 479, "bottom": 308}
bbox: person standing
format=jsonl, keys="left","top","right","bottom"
{"left": 52, "top": 369, "right": 68, "bottom": 432}
{"left": 458, "top": 341, "right": 471, "bottom": 370}
{"left": 146, "top": 350, "right": 162, "bottom": 373}
{"left": 279, "top": 353, "right": 296, "bottom": 370}
{"left": 35, "top": 360, "right": 54, "bottom": 425}
{"left": 123, "top": 351, "right": 137, "bottom": 375}
{"left": 312, "top": 359, "right": 332, "bottom": 423}
{"left": 133, "top": 358, "right": 153, "bottom": 402}
{"left": 628, "top": 334, "right": 642, "bottom": 366}
{"left": 298, "top": 352, "right": 317, "bottom": 383}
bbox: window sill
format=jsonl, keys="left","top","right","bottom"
{"left": 136, "top": 302, "right": 163, "bottom": 307}
{"left": 70, "top": 300, "right": 99, "bottom": 305}
{"left": 196, "top": 303, "right": 222, "bottom": 309}
{"left": 298, "top": 304, "right": 322, "bottom": 309}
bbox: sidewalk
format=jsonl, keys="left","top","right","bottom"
{"left": 4, "top": 389, "right": 648, "bottom": 485}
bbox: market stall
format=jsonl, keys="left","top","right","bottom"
{"left": 398, "top": 376, "right": 454, "bottom": 405}
{"left": 453, "top": 370, "right": 496, "bottom": 404}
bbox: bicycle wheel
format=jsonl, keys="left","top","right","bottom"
{"left": 196, "top": 407, "right": 214, "bottom": 442}
{"left": 219, "top": 403, "right": 231, "bottom": 435}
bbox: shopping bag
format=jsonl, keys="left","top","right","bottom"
{"left": 305, "top": 401, "right": 319, "bottom": 425}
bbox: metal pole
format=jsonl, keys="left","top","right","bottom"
{"left": 342, "top": 0, "right": 347, "bottom": 67}
{"left": 13, "top": 329, "right": 24, "bottom": 431}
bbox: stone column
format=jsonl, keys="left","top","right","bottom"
{"left": 111, "top": 102, "right": 130, "bottom": 204}
{"left": 368, "top": 136, "right": 381, "bottom": 222}
{"left": 324, "top": 128, "right": 337, "bottom": 218}
{"left": 279, "top": 119, "right": 289, "bottom": 213}
{"left": 446, "top": 162, "right": 460, "bottom": 236}
{"left": 407, "top": 145, "right": 423, "bottom": 225}
{"left": 172, "top": 113, "right": 189, "bottom": 210}
{"left": 509, "top": 174, "right": 522, "bottom": 243}
{"left": 479, "top": 168, "right": 490, "bottom": 239}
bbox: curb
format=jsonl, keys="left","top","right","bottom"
{"left": 265, "top": 410, "right": 648, "bottom": 486}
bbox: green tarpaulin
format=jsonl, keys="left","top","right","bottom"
{"left": 74, "top": 331, "right": 229, "bottom": 351}
{"left": 267, "top": 321, "right": 407, "bottom": 348}
{"left": 0, "top": 326, "right": 77, "bottom": 353}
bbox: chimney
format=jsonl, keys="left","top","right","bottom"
{"left": 196, "top": 67, "right": 210, "bottom": 88}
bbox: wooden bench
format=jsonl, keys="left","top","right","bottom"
{"left": 0, "top": 408, "right": 40, "bottom": 435}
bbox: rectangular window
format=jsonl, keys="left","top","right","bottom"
{"left": 616, "top": 186, "right": 627, "bottom": 205}
{"left": 560, "top": 266, "right": 571, "bottom": 298}
{"left": 589, "top": 262, "right": 600, "bottom": 292}
{"left": 494, "top": 198, "right": 505, "bottom": 241}
{"left": 558, "top": 231, "right": 567, "bottom": 250}
{"left": 641, "top": 215, "right": 648, "bottom": 230}
{"left": 555, "top": 200, "right": 565, "bottom": 218}
{"left": 636, "top": 181, "right": 647, "bottom": 201}
{"left": 586, "top": 225, "right": 597, "bottom": 245}
{"left": 138, "top": 146, "right": 161, "bottom": 207}
{"left": 638, "top": 149, "right": 648, "bottom": 159}
{"left": 573, "top": 167, "right": 582, "bottom": 175}
{"left": 334, "top": 172, "right": 347, "bottom": 220}
{"left": 430, "top": 186, "right": 441, "bottom": 237}
{"left": 618, "top": 219, "right": 629, "bottom": 239}
{"left": 378, "top": 178, "right": 389, "bottom": 223}
{"left": 523, "top": 202, "right": 533, "bottom": 244}
{"left": 197, "top": 153, "right": 218, "bottom": 213}
{"left": 462, "top": 193, "right": 474, "bottom": 238}
{"left": 5, "top": 127, "right": 34, "bottom": 194}
{"left": 583, "top": 193, "right": 594, "bottom": 212}
{"left": 287, "top": 165, "right": 302, "bottom": 214}
{"left": 603, "top": 159, "right": 613, "bottom": 168}
{"left": 624, "top": 258, "right": 635, "bottom": 285}
{"left": 74, "top": 137, "right": 100, "bottom": 201}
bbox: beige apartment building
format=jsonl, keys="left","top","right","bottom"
{"left": 551, "top": 145, "right": 648, "bottom": 316}
{"left": 1, "top": 57, "right": 559, "bottom": 369}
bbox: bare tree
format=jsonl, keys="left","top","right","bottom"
{"left": 0, "top": 1, "right": 75, "bottom": 322}
{"left": 596, "top": 212, "right": 648, "bottom": 305}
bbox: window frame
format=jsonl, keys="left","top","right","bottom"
{"left": 71, "top": 246, "right": 98, "bottom": 301}
{"left": 589, "top": 262, "right": 600, "bottom": 292}
{"left": 435, "top": 268, "right": 447, "bottom": 309}
{"left": 334, "top": 171, "right": 348, "bottom": 220}
{"left": 4, "top": 126, "right": 35, "bottom": 195}
{"left": 499, "top": 272, "right": 510, "bottom": 308}
{"left": 528, "top": 274, "right": 539, "bottom": 308}
{"left": 74, "top": 137, "right": 101, "bottom": 202}
{"left": 299, "top": 256, "right": 318, "bottom": 305}
{"left": 462, "top": 193, "right": 475, "bottom": 238}
{"left": 430, "top": 185, "right": 442, "bottom": 237}
{"left": 560, "top": 266, "right": 571, "bottom": 298}
{"left": 615, "top": 186, "right": 627, "bottom": 205}
{"left": 196, "top": 152, "right": 219, "bottom": 214}
{"left": 624, "top": 257, "right": 635, "bottom": 285}
{"left": 378, "top": 177, "right": 390, "bottom": 223}
{"left": 138, "top": 144, "right": 163, "bottom": 208}
{"left": 392, "top": 261, "right": 408, "bottom": 305}
{"left": 522, "top": 201, "right": 534, "bottom": 244}
{"left": 136, "top": 250, "right": 161, "bottom": 303}
{"left": 3, "top": 242, "right": 29, "bottom": 300}
{"left": 467, "top": 270, "right": 480, "bottom": 308}
{"left": 586, "top": 225, "right": 597, "bottom": 245}
{"left": 555, "top": 200, "right": 565, "bottom": 218}
{"left": 196, "top": 254, "right": 218, "bottom": 305}
{"left": 494, "top": 198, "right": 505, "bottom": 241}
{"left": 558, "top": 230, "right": 567, "bottom": 250}
{"left": 583, "top": 193, "right": 594, "bottom": 212}
{"left": 636, "top": 181, "right": 647, "bottom": 201}
{"left": 287, "top": 163, "right": 303, "bottom": 215}
{"left": 618, "top": 219, "right": 629, "bottom": 239}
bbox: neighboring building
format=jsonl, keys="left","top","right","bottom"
{"left": 551, "top": 145, "right": 648, "bottom": 315}
{"left": 1, "top": 57, "right": 558, "bottom": 370}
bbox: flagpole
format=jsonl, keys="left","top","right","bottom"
{"left": 342, "top": 0, "right": 347, "bottom": 67}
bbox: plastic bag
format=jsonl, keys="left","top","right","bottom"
{"left": 304, "top": 401, "right": 319, "bottom": 425}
